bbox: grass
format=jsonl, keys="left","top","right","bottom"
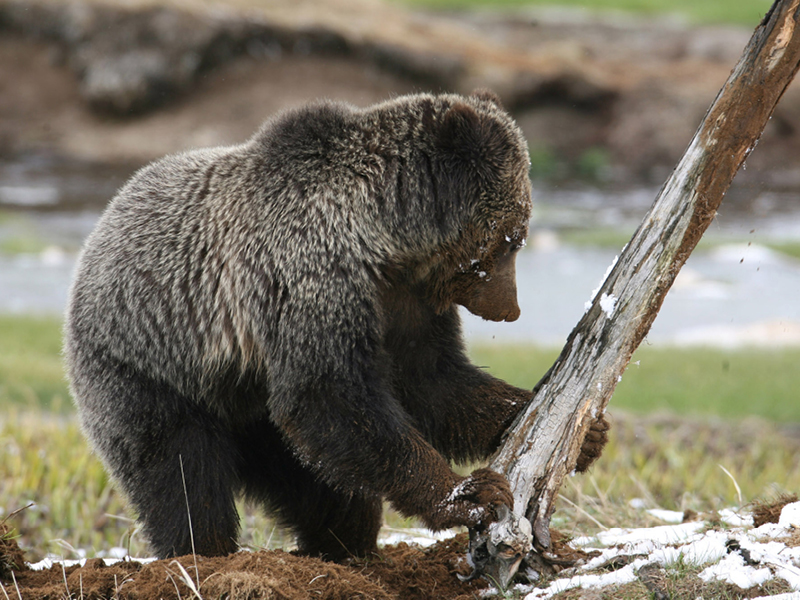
{"left": 3, "top": 406, "right": 798, "bottom": 561}
{"left": 542, "top": 224, "right": 800, "bottom": 262}
{"left": 470, "top": 344, "right": 800, "bottom": 422}
{"left": 1, "top": 316, "right": 799, "bottom": 562}
{"left": 0, "top": 315, "right": 70, "bottom": 412}
{"left": 545, "top": 562, "right": 794, "bottom": 599}
{"left": 0, "top": 211, "right": 49, "bottom": 256}
{"left": 555, "top": 412, "right": 800, "bottom": 528}
{"left": 392, "top": 0, "right": 773, "bottom": 25}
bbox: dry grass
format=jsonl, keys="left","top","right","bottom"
{"left": 2, "top": 407, "right": 799, "bottom": 564}
{"left": 751, "top": 492, "right": 798, "bottom": 527}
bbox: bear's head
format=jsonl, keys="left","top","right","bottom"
{"left": 428, "top": 91, "right": 532, "bottom": 322}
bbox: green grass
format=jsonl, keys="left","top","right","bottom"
{"left": 0, "top": 315, "right": 71, "bottom": 412}
{"left": 392, "top": 0, "right": 773, "bottom": 25}
{"left": 768, "top": 240, "right": 800, "bottom": 260}
{"left": 470, "top": 343, "right": 800, "bottom": 422}
{"left": 3, "top": 313, "right": 800, "bottom": 422}
{"left": 1, "top": 316, "right": 799, "bottom": 560}
{"left": 542, "top": 226, "right": 800, "bottom": 262}
{"left": 0, "top": 211, "right": 49, "bottom": 256}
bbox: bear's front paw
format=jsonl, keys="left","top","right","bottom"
{"left": 426, "top": 468, "right": 513, "bottom": 531}
{"left": 575, "top": 413, "right": 610, "bottom": 472}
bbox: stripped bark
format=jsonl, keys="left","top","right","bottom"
{"left": 471, "top": 0, "right": 800, "bottom": 583}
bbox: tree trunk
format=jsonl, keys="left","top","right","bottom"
{"left": 470, "top": 0, "right": 800, "bottom": 588}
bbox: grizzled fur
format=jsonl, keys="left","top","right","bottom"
{"left": 66, "top": 91, "right": 604, "bottom": 561}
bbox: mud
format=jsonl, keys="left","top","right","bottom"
{"left": 0, "top": 527, "right": 603, "bottom": 599}
{"left": 0, "top": 533, "right": 493, "bottom": 600}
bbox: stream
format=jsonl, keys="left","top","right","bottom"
{"left": 1, "top": 156, "right": 799, "bottom": 347}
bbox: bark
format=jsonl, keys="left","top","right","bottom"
{"left": 471, "top": 0, "right": 800, "bottom": 581}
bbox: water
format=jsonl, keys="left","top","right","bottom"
{"left": 461, "top": 241, "right": 800, "bottom": 346}
{"left": 2, "top": 156, "right": 799, "bottom": 346}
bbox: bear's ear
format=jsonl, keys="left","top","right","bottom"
{"left": 439, "top": 102, "right": 484, "bottom": 160}
{"left": 439, "top": 102, "right": 504, "bottom": 167}
{"left": 471, "top": 88, "right": 504, "bottom": 109}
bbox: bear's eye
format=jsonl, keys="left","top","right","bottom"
{"left": 499, "top": 239, "right": 518, "bottom": 256}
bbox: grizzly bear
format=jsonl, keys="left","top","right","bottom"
{"left": 65, "top": 90, "right": 605, "bottom": 560}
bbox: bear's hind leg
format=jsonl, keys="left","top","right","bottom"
{"left": 237, "top": 420, "right": 382, "bottom": 561}
{"left": 291, "top": 489, "right": 383, "bottom": 561}
{"left": 128, "top": 419, "right": 242, "bottom": 558}
{"left": 74, "top": 359, "right": 241, "bottom": 558}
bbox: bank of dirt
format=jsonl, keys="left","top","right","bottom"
{"left": 2, "top": 0, "right": 800, "bottom": 185}
{"left": 1, "top": 527, "right": 598, "bottom": 599}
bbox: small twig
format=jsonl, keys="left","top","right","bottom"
{"left": 0, "top": 581, "right": 11, "bottom": 600}
{"left": 79, "top": 572, "right": 84, "bottom": 600}
{"left": 558, "top": 494, "right": 608, "bottom": 531}
{"left": 719, "top": 464, "right": 744, "bottom": 507}
{"left": 165, "top": 569, "right": 184, "bottom": 600}
{"left": 10, "top": 571, "right": 22, "bottom": 600}
{"left": 265, "top": 525, "right": 277, "bottom": 549}
{"left": 53, "top": 538, "right": 82, "bottom": 559}
{"left": 61, "top": 561, "right": 72, "bottom": 599}
{"left": 179, "top": 454, "right": 200, "bottom": 591}
{"left": 0, "top": 503, "right": 35, "bottom": 526}
{"left": 169, "top": 561, "right": 204, "bottom": 600}
{"left": 102, "top": 513, "right": 136, "bottom": 523}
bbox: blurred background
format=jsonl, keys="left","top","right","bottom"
{"left": 1, "top": 0, "right": 799, "bottom": 562}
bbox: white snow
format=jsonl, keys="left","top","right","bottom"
{"left": 779, "top": 502, "right": 800, "bottom": 527}
{"left": 591, "top": 521, "right": 706, "bottom": 547}
{"left": 584, "top": 255, "right": 618, "bottom": 312}
{"left": 671, "top": 320, "right": 800, "bottom": 348}
{"left": 29, "top": 554, "right": 158, "bottom": 570}
{"left": 699, "top": 552, "right": 774, "bottom": 588}
{"left": 378, "top": 528, "right": 457, "bottom": 548}
{"left": 646, "top": 508, "right": 684, "bottom": 523}
{"left": 517, "top": 501, "right": 800, "bottom": 599}
{"left": 719, "top": 508, "right": 754, "bottom": 527}
{"left": 711, "top": 243, "right": 782, "bottom": 264}
{"left": 599, "top": 293, "right": 617, "bottom": 317}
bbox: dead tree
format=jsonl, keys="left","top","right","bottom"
{"left": 469, "top": 0, "right": 800, "bottom": 589}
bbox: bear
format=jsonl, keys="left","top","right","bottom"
{"left": 65, "top": 90, "right": 607, "bottom": 561}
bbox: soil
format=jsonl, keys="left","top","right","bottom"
{"left": 0, "top": 531, "right": 595, "bottom": 599}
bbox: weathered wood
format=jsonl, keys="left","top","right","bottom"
{"left": 470, "top": 0, "right": 800, "bottom": 587}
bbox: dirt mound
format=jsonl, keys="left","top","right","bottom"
{"left": 0, "top": 528, "right": 605, "bottom": 599}
{"left": 1, "top": 533, "right": 490, "bottom": 600}
{"left": 0, "top": 523, "right": 26, "bottom": 581}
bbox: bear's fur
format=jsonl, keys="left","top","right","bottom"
{"left": 65, "top": 91, "right": 604, "bottom": 561}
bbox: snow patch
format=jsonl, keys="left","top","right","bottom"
{"left": 584, "top": 255, "right": 618, "bottom": 312}
{"left": 699, "top": 553, "right": 773, "bottom": 589}
{"left": 379, "top": 528, "right": 456, "bottom": 548}
{"left": 521, "top": 504, "right": 800, "bottom": 599}
{"left": 671, "top": 320, "right": 800, "bottom": 348}
{"left": 779, "top": 501, "right": 800, "bottom": 527}
{"left": 599, "top": 293, "right": 617, "bottom": 317}
{"left": 593, "top": 521, "right": 706, "bottom": 547}
{"left": 646, "top": 508, "right": 684, "bottom": 523}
